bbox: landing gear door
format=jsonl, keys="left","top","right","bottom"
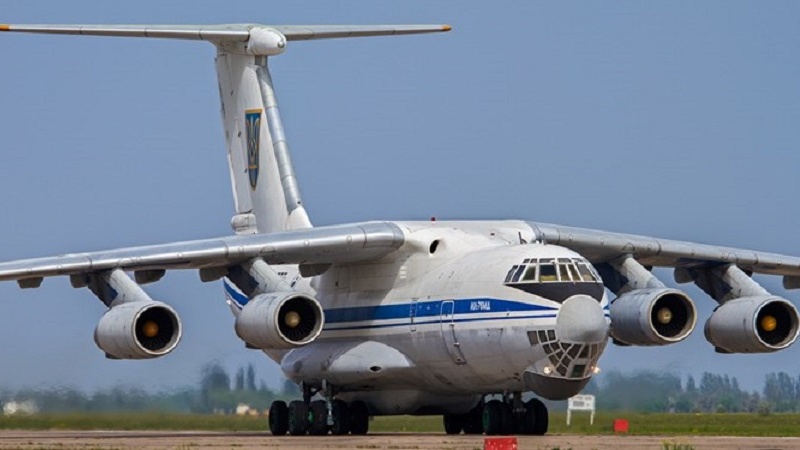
{"left": 440, "top": 300, "right": 467, "bottom": 365}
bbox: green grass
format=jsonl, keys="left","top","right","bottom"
{"left": 1, "top": 412, "right": 799, "bottom": 436}
{"left": 548, "top": 411, "right": 800, "bottom": 436}
{"left": 0, "top": 412, "right": 265, "bottom": 431}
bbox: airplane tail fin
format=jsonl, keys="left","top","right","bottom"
{"left": 0, "top": 23, "right": 450, "bottom": 234}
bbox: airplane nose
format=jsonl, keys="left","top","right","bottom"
{"left": 522, "top": 295, "right": 609, "bottom": 399}
{"left": 556, "top": 295, "right": 608, "bottom": 343}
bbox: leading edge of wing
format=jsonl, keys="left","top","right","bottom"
{"left": 0, "top": 222, "right": 404, "bottom": 283}
{"left": 532, "top": 222, "right": 800, "bottom": 276}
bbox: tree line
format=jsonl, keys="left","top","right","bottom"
{"left": 4, "top": 367, "right": 800, "bottom": 414}
{"left": 0, "top": 363, "right": 298, "bottom": 414}
{"left": 580, "top": 370, "right": 800, "bottom": 414}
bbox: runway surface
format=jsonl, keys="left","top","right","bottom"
{"left": 0, "top": 431, "right": 798, "bottom": 450}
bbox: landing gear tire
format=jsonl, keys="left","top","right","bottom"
{"left": 483, "top": 400, "right": 506, "bottom": 435}
{"left": 517, "top": 402, "right": 535, "bottom": 435}
{"left": 528, "top": 398, "right": 549, "bottom": 436}
{"left": 268, "top": 400, "right": 289, "bottom": 436}
{"left": 349, "top": 400, "right": 370, "bottom": 435}
{"left": 462, "top": 403, "right": 483, "bottom": 435}
{"left": 331, "top": 399, "right": 350, "bottom": 436}
{"left": 309, "top": 400, "right": 329, "bottom": 435}
{"left": 443, "top": 413, "right": 464, "bottom": 435}
{"left": 500, "top": 401, "right": 513, "bottom": 435}
{"left": 287, "top": 400, "right": 309, "bottom": 436}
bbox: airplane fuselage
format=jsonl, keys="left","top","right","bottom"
{"left": 226, "top": 220, "right": 610, "bottom": 415}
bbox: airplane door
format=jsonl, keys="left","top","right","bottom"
{"left": 440, "top": 300, "right": 467, "bottom": 365}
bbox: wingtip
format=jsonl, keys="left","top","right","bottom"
{"left": 0, "top": 24, "right": 10, "bottom": 32}
{"left": 441, "top": 24, "right": 452, "bottom": 32}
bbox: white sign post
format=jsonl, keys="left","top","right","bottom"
{"left": 566, "top": 394, "right": 595, "bottom": 425}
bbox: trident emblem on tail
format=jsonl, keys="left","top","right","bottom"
{"left": 245, "top": 109, "right": 262, "bottom": 190}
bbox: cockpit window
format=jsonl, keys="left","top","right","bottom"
{"left": 576, "top": 263, "right": 598, "bottom": 282}
{"left": 510, "top": 265, "right": 526, "bottom": 283}
{"left": 558, "top": 263, "right": 571, "bottom": 282}
{"left": 522, "top": 266, "right": 538, "bottom": 282}
{"left": 504, "top": 265, "right": 518, "bottom": 283}
{"left": 539, "top": 264, "right": 557, "bottom": 282}
{"left": 567, "top": 264, "right": 581, "bottom": 281}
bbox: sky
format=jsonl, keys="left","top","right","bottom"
{"left": 0, "top": 1, "right": 799, "bottom": 394}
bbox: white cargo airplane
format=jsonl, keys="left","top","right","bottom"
{"left": 1, "top": 22, "right": 799, "bottom": 437}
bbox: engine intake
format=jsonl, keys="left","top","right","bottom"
{"left": 94, "top": 301, "right": 182, "bottom": 359}
{"left": 610, "top": 288, "right": 696, "bottom": 346}
{"left": 235, "top": 292, "right": 324, "bottom": 349}
{"left": 705, "top": 296, "right": 799, "bottom": 353}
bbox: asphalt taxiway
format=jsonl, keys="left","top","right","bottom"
{"left": 0, "top": 431, "right": 798, "bottom": 449}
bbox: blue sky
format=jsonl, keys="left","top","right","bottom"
{"left": 0, "top": 1, "right": 799, "bottom": 393}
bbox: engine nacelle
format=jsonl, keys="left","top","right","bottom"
{"left": 94, "top": 301, "right": 182, "bottom": 359}
{"left": 704, "top": 296, "right": 799, "bottom": 353}
{"left": 610, "top": 288, "right": 697, "bottom": 346}
{"left": 235, "top": 292, "right": 324, "bottom": 349}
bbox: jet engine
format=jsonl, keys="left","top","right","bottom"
{"left": 610, "top": 288, "right": 697, "bottom": 346}
{"left": 704, "top": 296, "right": 799, "bottom": 353}
{"left": 235, "top": 292, "right": 324, "bottom": 349}
{"left": 94, "top": 301, "right": 182, "bottom": 359}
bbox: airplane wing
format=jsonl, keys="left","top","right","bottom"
{"left": 0, "top": 222, "right": 404, "bottom": 287}
{"left": 531, "top": 222, "right": 800, "bottom": 287}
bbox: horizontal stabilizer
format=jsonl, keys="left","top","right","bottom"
{"left": 0, "top": 23, "right": 451, "bottom": 42}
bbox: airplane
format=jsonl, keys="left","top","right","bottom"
{"left": 0, "top": 22, "right": 799, "bottom": 437}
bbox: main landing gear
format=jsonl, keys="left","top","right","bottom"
{"left": 443, "top": 394, "right": 549, "bottom": 436}
{"left": 268, "top": 382, "right": 370, "bottom": 436}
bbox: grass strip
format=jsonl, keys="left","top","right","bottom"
{"left": 1, "top": 412, "right": 798, "bottom": 436}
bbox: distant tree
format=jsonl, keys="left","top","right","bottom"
{"left": 764, "top": 372, "right": 797, "bottom": 412}
{"left": 594, "top": 370, "right": 682, "bottom": 412}
{"left": 282, "top": 378, "right": 301, "bottom": 397}
{"left": 200, "top": 363, "right": 233, "bottom": 413}
{"left": 246, "top": 364, "right": 257, "bottom": 391}
{"left": 699, "top": 372, "right": 722, "bottom": 411}
{"left": 201, "top": 363, "right": 231, "bottom": 392}
{"left": 694, "top": 372, "right": 753, "bottom": 412}
{"left": 234, "top": 367, "right": 245, "bottom": 391}
{"left": 686, "top": 375, "right": 696, "bottom": 394}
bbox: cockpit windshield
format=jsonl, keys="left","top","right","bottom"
{"left": 504, "top": 257, "right": 599, "bottom": 285}
{"left": 504, "top": 257, "right": 604, "bottom": 303}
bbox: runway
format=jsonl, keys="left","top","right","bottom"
{"left": 0, "top": 431, "right": 798, "bottom": 450}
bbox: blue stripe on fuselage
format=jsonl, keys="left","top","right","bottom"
{"left": 324, "top": 298, "right": 557, "bottom": 325}
{"left": 223, "top": 278, "right": 248, "bottom": 307}
{"left": 326, "top": 313, "right": 559, "bottom": 331}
